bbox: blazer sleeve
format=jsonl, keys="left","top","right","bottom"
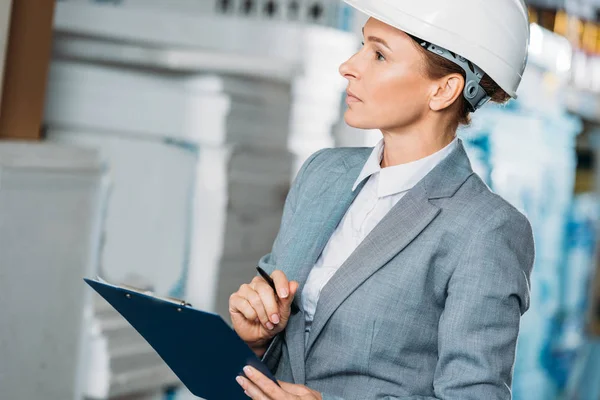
{"left": 430, "top": 207, "right": 534, "bottom": 399}
{"left": 258, "top": 148, "right": 328, "bottom": 373}
{"left": 322, "top": 206, "right": 535, "bottom": 400}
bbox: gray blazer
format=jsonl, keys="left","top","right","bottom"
{"left": 258, "top": 139, "right": 535, "bottom": 399}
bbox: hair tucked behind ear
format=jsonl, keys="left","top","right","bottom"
{"left": 411, "top": 40, "right": 511, "bottom": 126}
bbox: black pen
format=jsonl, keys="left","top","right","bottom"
{"left": 256, "top": 266, "right": 300, "bottom": 315}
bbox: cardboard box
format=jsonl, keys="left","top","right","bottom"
{"left": 0, "top": 0, "right": 12, "bottom": 110}
{"left": 0, "top": 0, "right": 55, "bottom": 140}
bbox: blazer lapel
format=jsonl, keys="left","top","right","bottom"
{"left": 282, "top": 149, "right": 370, "bottom": 384}
{"left": 282, "top": 149, "right": 372, "bottom": 309}
{"left": 304, "top": 184, "right": 439, "bottom": 357}
{"left": 304, "top": 139, "right": 474, "bottom": 357}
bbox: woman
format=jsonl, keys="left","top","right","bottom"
{"left": 229, "top": 1, "right": 534, "bottom": 399}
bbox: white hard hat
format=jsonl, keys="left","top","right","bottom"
{"left": 343, "top": 0, "right": 530, "bottom": 108}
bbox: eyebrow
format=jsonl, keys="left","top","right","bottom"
{"left": 362, "top": 27, "right": 392, "bottom": 51}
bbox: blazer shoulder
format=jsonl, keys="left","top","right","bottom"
{"left": 300, "top": 146, "right": 372, "bottom": 177}
{"left": 455, "top": 174, "right": 535, "bottom": 282}
{"left": 460, "top": 173, "right": 532, "bottom": 231}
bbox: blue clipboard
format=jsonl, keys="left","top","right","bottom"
{"left": 84, "top": 278, "right": 278, "bottom": 400}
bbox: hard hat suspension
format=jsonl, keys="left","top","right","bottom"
{"left": 409, "top": 35, "right": 491, "bottom": 112}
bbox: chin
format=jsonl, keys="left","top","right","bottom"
{"left": 343, "top": 110, "right": 378, "bottom": 130}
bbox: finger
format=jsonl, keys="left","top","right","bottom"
{"left": 278, "top": 281, "right": 299, "bottom": 315}
{"left": 243, "top": 366, "right": 288, "bottom": 399}
{"left": 236, "top": 375, "right": 267, "bottom": 400}
{"left": 288, "top": 281, "right": 299, "bottom": 298}
{"left": 254, "top": 281, "right": 282, "bottom": 325}
{"left": 239, "top": 284, "right": 274, "bottom": 330}
{"left": 250, "top": 276, "right": 264, "bottom": 291}
{"left": 278, "top": 381, "right": 306, "bottom": 396}
{"left": 250, "top": 277, "right": 279, "bottom": 325}
{"left": 228, "top": 294, "right": 258, "bottom": 321}
{"left": 270, "top": 270, "right": 290, "bottom": 299}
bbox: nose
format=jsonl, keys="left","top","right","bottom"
{"left": 339, "top": 53, "right": 360, "bottom": 80}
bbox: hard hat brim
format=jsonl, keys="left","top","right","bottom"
{"left": 343, "top": 0, "right": 527, "bottom": 99}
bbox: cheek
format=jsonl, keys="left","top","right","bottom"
{"left": 371, "top": 70, "right": 426, "bottom": 115}
{"left": 345, "top": 68, "right": 428, "bottom": 130}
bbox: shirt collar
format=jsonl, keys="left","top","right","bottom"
{"left": 352, "top": 137, "right": 458, "bottom": 198}
{"left": 351, "top": 139, "right": 385, "bottom": 192}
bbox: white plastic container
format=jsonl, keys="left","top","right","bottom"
{"left": 0, "top": 142, "right": 106, "bottom": 400}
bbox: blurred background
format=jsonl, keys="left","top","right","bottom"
{"left": 0, "top": 0, "right": 599, "bottom": 399}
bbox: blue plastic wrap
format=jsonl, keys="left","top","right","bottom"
{"left": 460, "top": 65, "right": 586, "bottom": 399}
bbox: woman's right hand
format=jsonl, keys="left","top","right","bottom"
{"left": 229, "top": 270, "right": 299, "bottom": 356}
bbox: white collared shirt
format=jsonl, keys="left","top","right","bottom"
{"left": 301, "top": 137, "right": 458, "bottom": 343}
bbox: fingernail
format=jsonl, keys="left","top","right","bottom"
{"left": 243, "top": 366, "right": 253, "bottom": 377}
{"left": 271, "top": 314, "right": 280, "bottom": 324}
{"left": 279, "top": 288, "right": 288, "bottom": 298}
{"left": 245, "top": 390, "right": 250, "bottom": 397}
{"left": 266, "top": 322, "right": 274, "bottom": 330}
{"left": 236, "top": 376, "right": 244, "bottom": 386}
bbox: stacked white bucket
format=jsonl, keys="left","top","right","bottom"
{"left": 45, "top": 1, "right": 357, "bottom": 398}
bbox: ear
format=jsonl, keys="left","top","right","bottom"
{"left": 429, "top": 74, "right": 464, "bottom": 112}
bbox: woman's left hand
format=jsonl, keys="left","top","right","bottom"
{"left": 236, "top": 365, "right": 322, "bottom": 400}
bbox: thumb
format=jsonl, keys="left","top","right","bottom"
{"left": 280, "top": 281, "right": 299, "bottom": 308}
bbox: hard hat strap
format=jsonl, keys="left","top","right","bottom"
{"left": 409, "top": 35, "right": 491, "bottom": 112}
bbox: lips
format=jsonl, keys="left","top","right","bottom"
{"left": 346, "top": 89, "right": 361, "bottom": 102}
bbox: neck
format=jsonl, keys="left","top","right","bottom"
{"left": 379, "top": 121, "right": 456, "bottom": 168}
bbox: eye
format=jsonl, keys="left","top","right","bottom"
{"left": 360, "top": 41, "right": 385, "bottom": 61}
